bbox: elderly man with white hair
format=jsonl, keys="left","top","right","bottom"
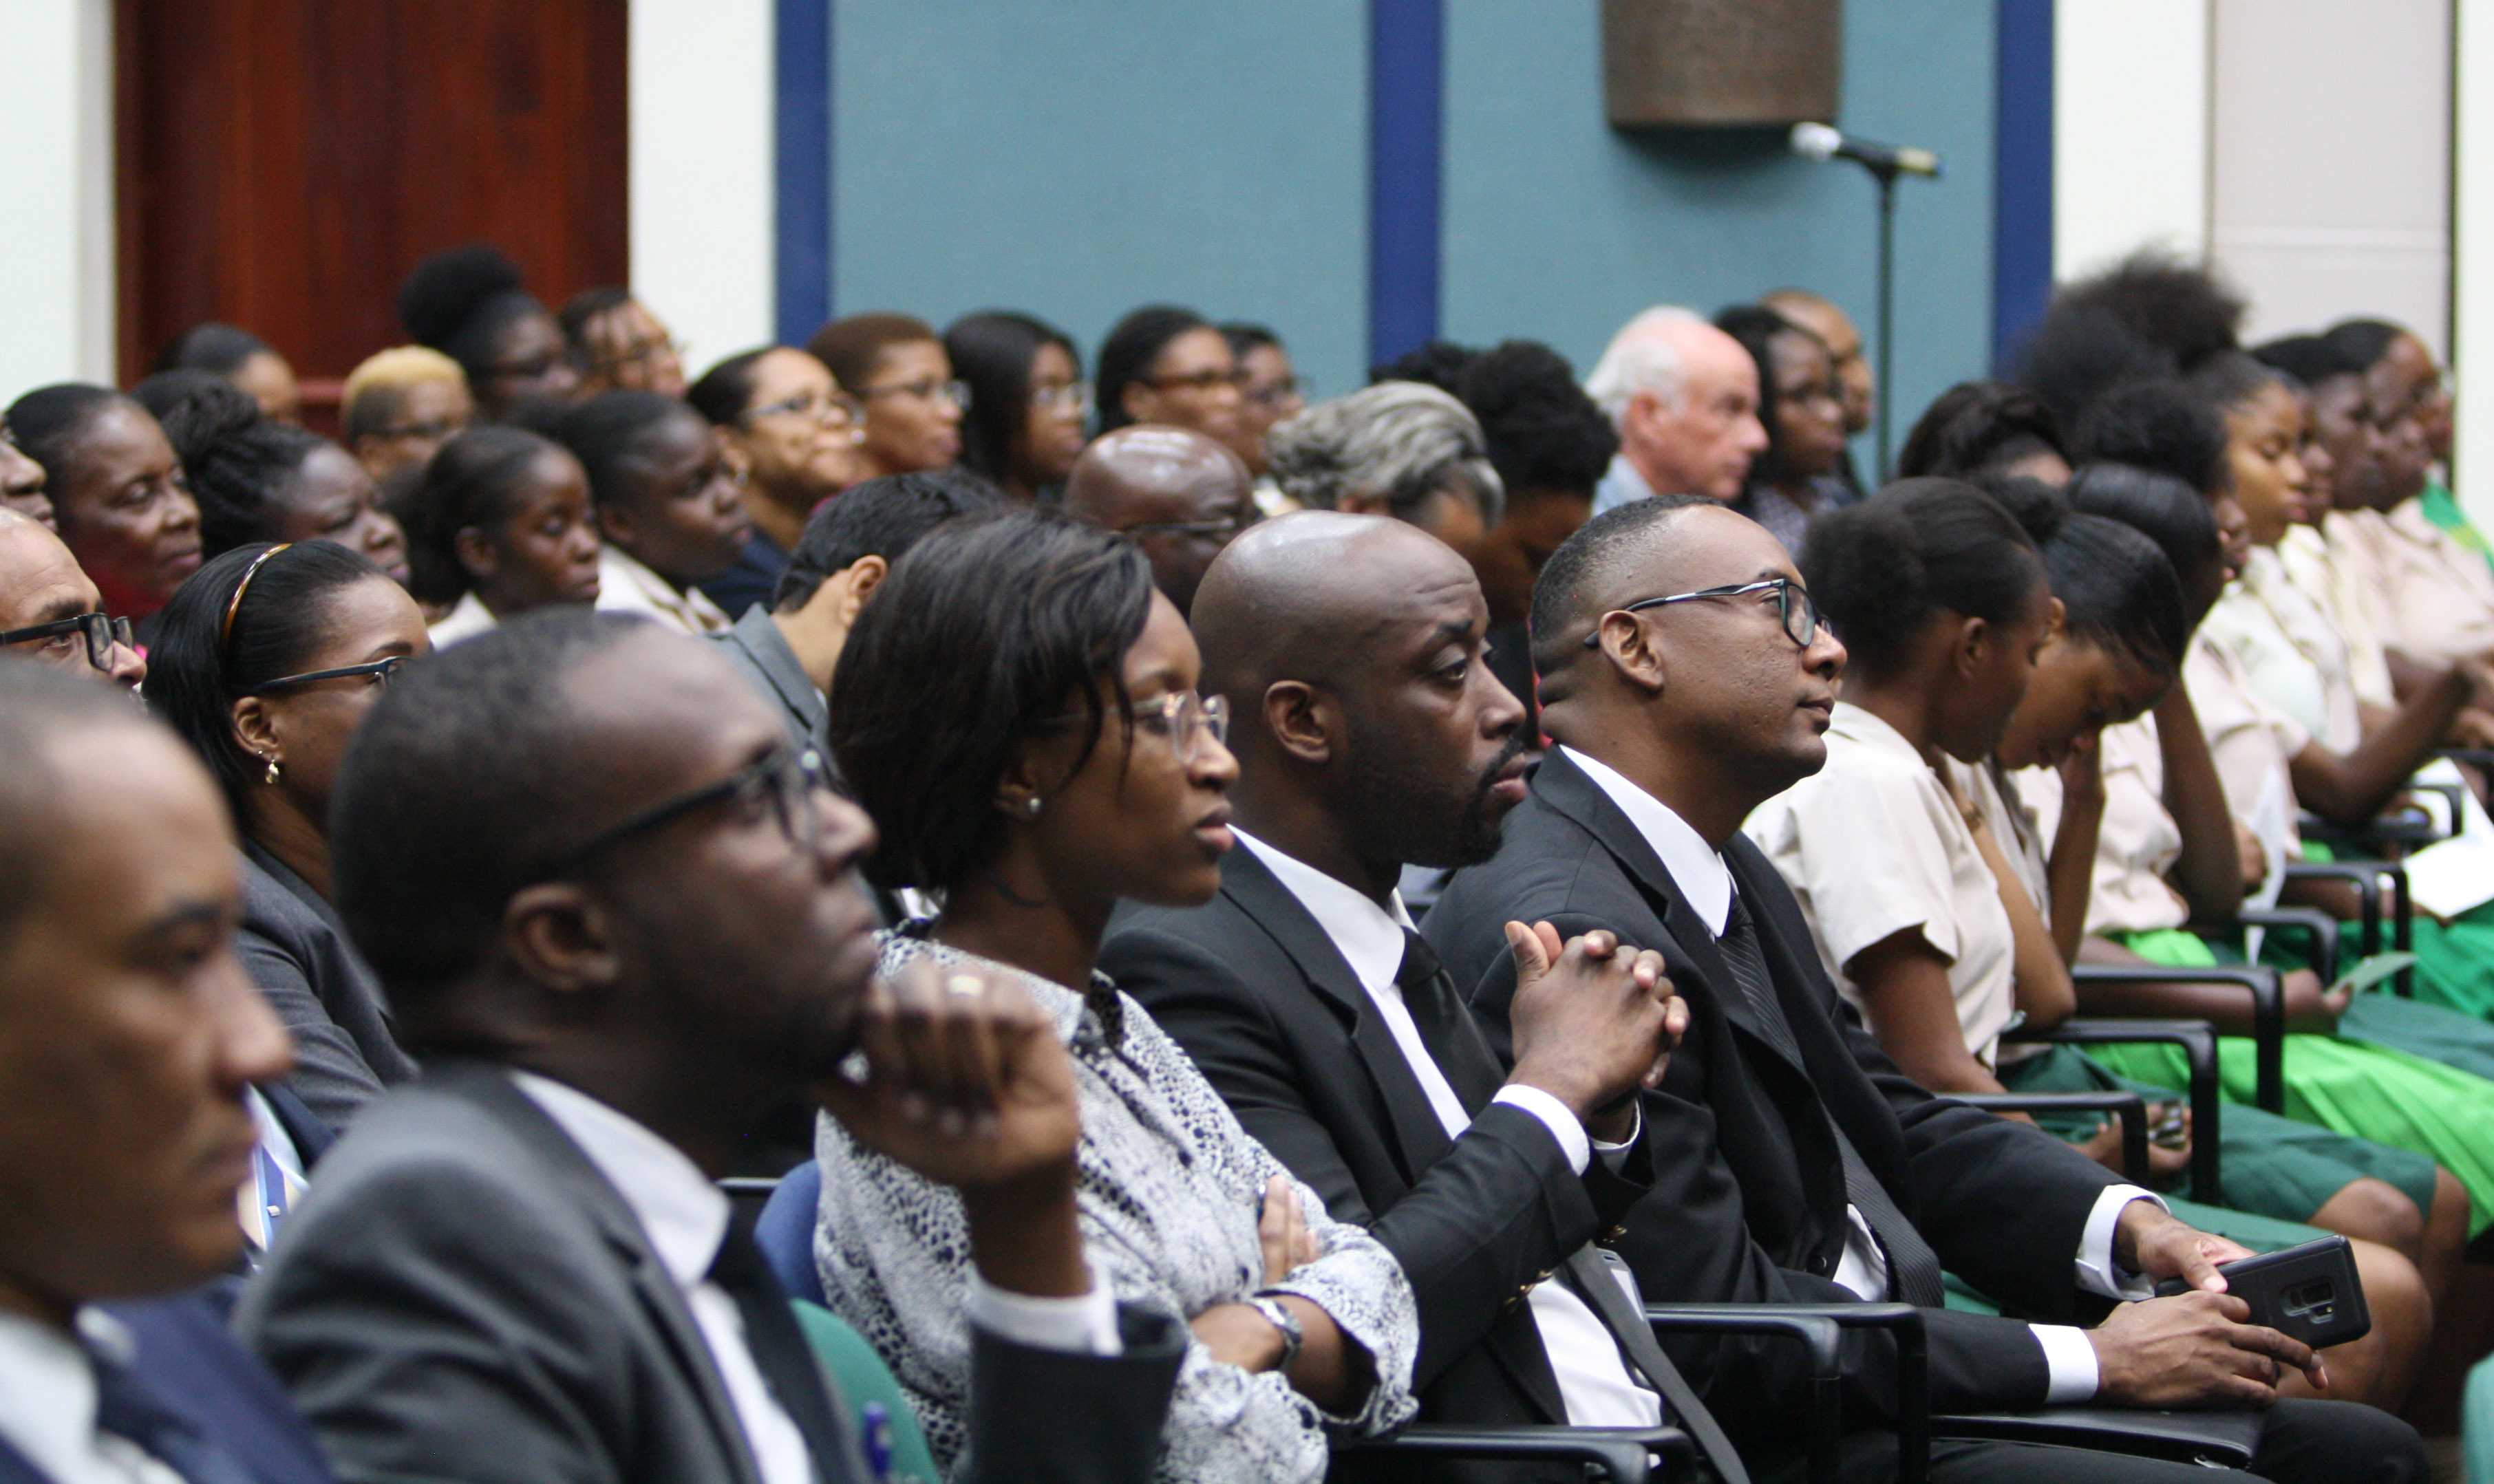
{"left": 1267, "top": 380, "right": 1504, "bottom": 559}
{"left": 1584, "top": 305, "right": 1768, "bottom": 515}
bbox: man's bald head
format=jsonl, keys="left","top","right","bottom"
{"left": 1193, "top": 510, "right": 1527, "bottom": 874}
{"left": 1063, "top": 424, "right": 1256, "bottom": 613}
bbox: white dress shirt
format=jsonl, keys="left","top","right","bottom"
{"left": 595, "top": 546, "right": 732, "bottom": 636}
{"left": 1591, "top": 452, "right": 1662, "bottom": 517}
{"left": 0, "top": 1309, "right": 184, "bottom": 1484}
{"left": 426, "top": 590, "right": 498, "bottom": 648}
{"left": 1566, "top": 748, "right": 2164, "bottom": 1404}
{"left": 1233, "top": 830, "right": 1661, "bottom": 1428}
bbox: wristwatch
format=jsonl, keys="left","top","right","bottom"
{"left": 1248, "top": 1293, "right": 1304, "bottom": 1371}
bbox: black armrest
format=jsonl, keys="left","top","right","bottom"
{"left": 2235, "top": 904, "right": 2339, "bottom": 985}
{"left": 2406, "top": 779, "right": 2469, "bottom": 837}
{"left": 2285, "top": 858, "right": 2415, "bottom": 995}
{"left": 1340, "top": 1424, "right": 1692, "bottom": 1483}
{"left": 2005, "top": 1020, "right": 2221, "bottom": 1203}
{"left": 2282, "top": 861, "right": 2383, "bottom": 956}
{"left": 2301, "top": 808, "right": 2440, "bottom": 852}
{"left": 2433, "top": 746, "right": 2494, "bottom": 772}
{"left": 1645, "top": 1306, "right": 1841, "bottom": 1482}
{"left": 2071, "top": 964, "right": 2283, "bottom": 1113}
{"left": 1650, "top": 1302, "right": 1928, "bottom": 1484}
{"left": 1949, "top": 1092, "right": 2149, "bottom": 1183}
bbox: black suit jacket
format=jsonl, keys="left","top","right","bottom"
{"left": 1425, "top": 750, "right": 2128, "bottom": 1447}
{"left": 239, "top": 1060, "right": 1182, "bottom": 1484}
{"left": 1102, "top": 847, "right": 1654, "bottom": 1452}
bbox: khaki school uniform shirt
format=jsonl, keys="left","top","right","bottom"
{"left": 2183, "top": 630, "right": 2308, "bottom": 861}
{"left": 2370, "top": 498, "right": 2494, "bottom": 663}
{"left": 2201, "top": 546, "right": 2363, "bottom": 752}
{"left": 2278, "top": 520, "right": 2397, "bottom": 708}
{"left": 2017, "top": 717, "right": 2192, "bottom": 936}
{"left": 1746, "top": 703, "right": 2018, "bottom": 1069}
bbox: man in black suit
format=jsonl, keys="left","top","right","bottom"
{"left": 0, "top": 665, "right": 333, "bottom": 1484}
{"left": 238, "top": 612, "right": 1182, "bottom": 1484}
{"left": 1425, "top": 495, "right": 2424, "bottom": 1483}
{"left": 1105, "top": 512, "right": 1726, "bottom": 1483}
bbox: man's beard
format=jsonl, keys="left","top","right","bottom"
{"left": 1335, "top": 724, "right": 1528, "bottom": 872}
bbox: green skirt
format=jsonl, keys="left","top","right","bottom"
{"left": 2093, "top": 929, "right": 2494, "bottom": 1236}
{"left": 2407, "top": 901, "right": 2494, "bottom": 1022}
{"left": 1997, "top": 1042, "right": 2438, "bottom": 1228}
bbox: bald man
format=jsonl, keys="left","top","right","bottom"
{"left": 1582, "top": 308, "right": 1767, "bottom": 515}
{"left": 1100, "top": 513, "right": 1738, "bottom": 1480}
{"left": 0, "top": 508, "right": 146, "bottom": 689}
{"left": 1425, "top": 497, "right": 2423, "bottom": 1484}
{"left": 1061, "top": 424, "right": 1257, "bottom": 614}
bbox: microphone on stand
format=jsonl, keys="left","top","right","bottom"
{"left": 1789, "top": 121, "right": 1942, "bottom": 180}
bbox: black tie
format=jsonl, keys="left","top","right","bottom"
{"left": 1397, "top": 928, "right": 1506, "bottom": 1115}
{"left": 707, "top": 1209, "right": 859, "bottom": 1483}
{"left": 89, "top": 1342, "right": 256, "bottom": 1484}
{"left": 1718, "top": 894, "right": 1946, "bottom": 1309}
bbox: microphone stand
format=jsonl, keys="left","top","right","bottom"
{"left": 1869, "top": 156, "right": 1899, "bottom": 484}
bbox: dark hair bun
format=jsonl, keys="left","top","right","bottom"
{"left": 398, "top": 244, "right": 529, "bottom": 350}
{"left": 153, "top": 378, "right": 264, "bottom": 464}
{"left": 1978, "top": 475, "right": 2070, "bottom": 546}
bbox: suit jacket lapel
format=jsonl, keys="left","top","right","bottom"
{"left": 1219, "top": 849, "right": 1458, "bottom": 1181}
{"left": 423, "top": 1062, "right": 772, "bottom": 1484}
{"left": 1533, "top": 753, "right": 1812, "bottom": 1080}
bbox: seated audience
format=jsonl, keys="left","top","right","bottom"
{"left": 401, "top": 427, "right": 603, "bottom": 647}
{"left": 1061, "top": 425, "right": 1257, "bottom": 616}
{"left": 1456, "top": 340, "right": 1617, "bottom": 729}
{"left": 947, "top": 311, "right": 1090, "bottom": 502}
{"left": 339, "top": 347, "right": 474, "bottom": 480}
{"left": 1747, "top": 480, "right": 2429, "bottom": 1408}
{"left": 1762, "top": 287, "right": 1874, "bottom": 496}
{"left": 1895, "top": 380, "right": 2074, "bottom": 485}
{"left": 1715, "top": 303, "right": 1859, "bottom": 553}
{"left": 820, "top": 511, "right": 1419, "bottom": 1481}
{"left": 712, "top": 469, "right": 1000, "bottom": 755}
{"left": 1103, "top": 514, "right": 1751, "bottom": 1474}
{"left": 1219, "top": 323, "right": 1305, "bottom": 495}
{"left": 0, "top": 508, "right": 147, "bottom": 689}
{"left": 1425, "top": 494, "right": 2427, "bottom": 1483}
{"left": 396, "top": 244, "right": 581, "bottom": 421}
{"left": 806, "top": 314, "right": 963, "bottom": 480}
{"left": 2056, "top": 464, "right": 2494, "bottom": 1253}
{"left": 4, "top": 385, "right": 202, "bottom": 623}
{"left": 0, "top": 413, "right": 52, "bottom": 528}
{"left": 156, "top": 321, "right": 302, "bottom": 426}
{"left": 1266, "top": 382, "right": 1503, "bottom": 560}
{"left": 147, "top": 541, "right": 429, "bottom": 1128}
{"left": 1582, "top": 307, "right": 1766, "bottom": 513}
{"left": 557, "top": 391, "right": 748, "bottom": 636}
{"left": 1095, "top": 305, "right": 1245, "bottom": 447}
{"left": 238, "top": 610, "right": 1184, "bottom": 1484}
{"left": 2328, "top": 318, "right": 2488, "bottom": 571}
{"left": 156, "top": 381, "right": 409, "bottom": 583}
{"left": 686, "top": 345, "right": 866, "bottom": 617}
{"left": 0, "top": 665, "right": 334, "bottom": 1484}
{"left": 557, "top": 286, "right": 688, "bottom": 399}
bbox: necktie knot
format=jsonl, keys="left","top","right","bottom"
{"left": 1395, "top": 929, "right": 1445, "bottom": 991}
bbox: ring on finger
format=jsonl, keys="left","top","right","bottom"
{"left": 944, "top": 974, "right": 985, "bottom": 1000}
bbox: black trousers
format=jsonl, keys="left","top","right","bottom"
{"left": 1771, "top": 1399, "right": 2426, "bottom": 1484}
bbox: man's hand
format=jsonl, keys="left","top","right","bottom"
{"left": 816, "top": 960, "right": 1089, "bottom": 1297}
{"left": 1504, "top": 921, "right": 1684, "bottom": 1142}
{"left": 2089, "top": 1292, "right": 2325, "bottom": 1407}
{"left": 2115, "top": 1200, "right": 2252, "bottom": 1292}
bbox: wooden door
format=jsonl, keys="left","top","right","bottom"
{"left": 116, "top": 0, "right": 629, "bottom": 409}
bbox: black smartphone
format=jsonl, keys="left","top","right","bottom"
{"left": 2152, "top": 1234, "right": 2369, "bottom": 1350}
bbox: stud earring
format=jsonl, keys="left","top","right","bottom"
{"left": 262, "top": 755, "right": 282, "bottom": 786}
{"left": 1025, "top": 796, "right": 1043, "bottom": 817}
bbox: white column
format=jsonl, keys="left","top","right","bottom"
{"left": 628, "top": 0, "right": 776, "bottom": 372}
{"left": 2458, "top": 0, "right": 2494, "bottom": 526}
{"left": 2053, "top": 0, "right": 2211, "bottom": 281}
{"left": 0, "top": 0, "right": 116, "bottom": 401}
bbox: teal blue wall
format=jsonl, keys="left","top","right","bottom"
{"left": 826, "top": 2, "right": 1998, "bottom": 435}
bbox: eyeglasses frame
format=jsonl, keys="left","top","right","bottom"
{"left": 1581, "top": 577, "right": 1822, "bottom": 650}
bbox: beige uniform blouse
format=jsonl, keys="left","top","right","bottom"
{"left": 2016, "top": 717, "right": 2192, "bottom": 936}
{"left": 2277, "top": 521, "right": 2397, "bottom": 708}
{"left": 2201, "top": 546, "right": 2363, "bottom": 752}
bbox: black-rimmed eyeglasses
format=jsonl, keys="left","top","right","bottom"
{"left": 1583, "top": 578, "right": 1822, "bottom": 650}
{"left": 248, "top": 655, "right": 410, "bottom": 695}
{"left": 537, "top": 746, "right": 829, "bottom": 878}
{"left": 0, "top": 612, "right": 134, "bottom": 672}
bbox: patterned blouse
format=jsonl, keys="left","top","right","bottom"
{"left": 812, "top": 929, "right": 1420, "bottom": 1484}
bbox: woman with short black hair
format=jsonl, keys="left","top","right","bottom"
{"left": 398, "top": 244, "right": 581, "bottom": 420}
{"left": 946, "top": 311, "right": 1088, "bottom": 501}
{"left": 820, "top": 509, "right": 1416, "bottom": 1483}
{"left": 4, "top": 383, "right": 202, "bottom": 621}
{"left": 400, "top": 426, "right": 602, "bottom": 645}
{"left": 1095, "top": 304, "right": 1242, "bottom": 445}
{"left": 807, "top": 313, "right": 963, "bottom": 480}
{"left": 147, "top": 539, "right": 431, "bottom": 1126}
{"left": 1714, "top": 304, "right": 1855, "bottom": 554}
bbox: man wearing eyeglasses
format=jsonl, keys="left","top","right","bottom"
{"left": 1424, "top": 497, "right": 2424, "bottom": 1484}
{"left": 1063, "top": 427, "right": 1258, "bottom": 618}
{"left": 0, "top": 510, "right": 145, "bottom": 691}
{"left": 239, "top": 613, "right": 1182, "bottom": 1484}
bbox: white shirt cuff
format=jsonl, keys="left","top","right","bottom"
{"left": 1493, "top": 1084, "right": 1591, "bottom": 1174}
{"left": 2075, "top": 1187, "right": 2166, "bottom": 1300}
{"left": 2032, "top": 1324, "right": 2102, "bottom": 1403}
{"left": 963, "top": 1269, "right": 1123, "bottom": 1357}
